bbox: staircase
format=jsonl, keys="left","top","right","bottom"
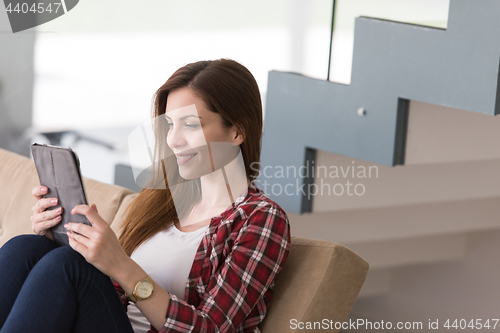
{"left": 259, "top": 0, "right": 500, "bottom": 308}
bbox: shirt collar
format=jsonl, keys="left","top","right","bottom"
{"left": 219, "top": 181, "right": 258, "bottom": 220}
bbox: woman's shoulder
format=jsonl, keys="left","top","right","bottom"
{"left": 232, "top": 184, "right": 291, "bottom": 251}
{"left": 237, "top": 183, "right": 289, "bottom": 226}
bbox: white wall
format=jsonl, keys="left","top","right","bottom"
{"left": 347, "top": 229, "right": 500, "bottom": 332}
{"left": 0, "top": 7, "right": 35, "bottom": 156}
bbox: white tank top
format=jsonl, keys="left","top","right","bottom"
{"left": 127, "top": 223, "right": 209, "bottom": 333}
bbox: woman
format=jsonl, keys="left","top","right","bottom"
{"left": 0, "top": 59, "right": 291, "bottom": 333}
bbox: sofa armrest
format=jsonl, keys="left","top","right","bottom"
{"left": 260, "top": 237, "right": 369, "bottom": 333}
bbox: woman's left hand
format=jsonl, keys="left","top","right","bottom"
{"left": 65, "top": 204, "right": 130, "bottom": 278}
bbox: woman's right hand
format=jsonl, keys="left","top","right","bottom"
{"left": 31, "top": 186, "right": 63, "bottom": 241}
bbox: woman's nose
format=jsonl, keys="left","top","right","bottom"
{"left": 166, "top": 125, "right": 186, "bottom": 150}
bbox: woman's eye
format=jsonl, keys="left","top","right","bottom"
{"left": 185, "top": 123, "right": 200, "bottom": 129}
{"left": 166, "top": 122, "right": 173, "bottom": 128}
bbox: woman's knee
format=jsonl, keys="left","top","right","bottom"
{"left": 0, "top": 234, "right": 58, "bottom": 259}
{"left": 38, "top": 246, "right": 106, "bottom": 280}
{"left": 33, "top": 246, "right": 112, "bottom": 295}
{"left": 39, "top": 246, "right": 86, "bottom": 269}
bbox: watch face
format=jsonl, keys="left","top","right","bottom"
{"left": 136, "top": 280, "right": 154, "bottom": 299}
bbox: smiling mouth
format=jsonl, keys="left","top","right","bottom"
{"left": 176, "top": 153, "right": 197, "bottom": 165}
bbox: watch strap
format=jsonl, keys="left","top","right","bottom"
{"left": 125, "top": 292, "right": 139, "bottom": 303}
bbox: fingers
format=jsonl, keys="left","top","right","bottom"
{"left": 65, "top": 222, "right": 95, "bottom": 239}
{"left": 68, "top": 232, "right": 89, "bottom": 255}
{"left": 91, "top": 203, "right": 98, "bottom": 213}
{"left": 32, "top": 206, "right": 62, "bottom": 223}
{"left": 32, "top": 185, "right": 48, "bottom": 200}
{"left": 30, "top": 189, "right": 62, "bottom": 237}
{"left": 67, "top": 229, "right": 91, "bottom": 248}
{"left": 32, "top": 216, "right": 61, "bottom": 235}
{"left": 31, "top": 205, "right": 63, "bottom": 235}
{"left": 71, "top": 204, "right": 103, "bottom": 227}
{"left": 32, "top": 197, "right": 59, "bottom": 215}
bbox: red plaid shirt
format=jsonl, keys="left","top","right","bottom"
{"left": 113, "top": 182, "right": 291, "bottom": 332}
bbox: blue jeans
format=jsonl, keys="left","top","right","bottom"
{"left": 0, "top": 234, "right": 134, "bottom": 333}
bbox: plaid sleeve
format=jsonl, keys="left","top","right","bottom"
{"left": 112, "top": 278, "right": 129, "bottom": 311}
{"left": 157, "top": 203, "right": 291, "bottom": 333}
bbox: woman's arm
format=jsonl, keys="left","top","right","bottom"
{"left": 65, "top": 204, "right": 172, "bottom": 332}
{"left": 111, "top": 259, "right": 171, "bottom": 332}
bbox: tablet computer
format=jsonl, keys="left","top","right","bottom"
{"left": 31, "top": 143, "right": 91, "bottom": 246}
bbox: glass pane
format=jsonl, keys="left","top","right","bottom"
{"left": 329, "top": 0, "right": 450, "bottom": 84}
{"left": 33, "top": 0, "right": 333, "bottom": 132}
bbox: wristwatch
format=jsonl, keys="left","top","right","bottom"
{"left": 125, "top": 276, "right": 154, "bottom": 303}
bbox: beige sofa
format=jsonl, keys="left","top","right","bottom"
{"left": 0, "top": 147, "right": 368, "bottom": 333}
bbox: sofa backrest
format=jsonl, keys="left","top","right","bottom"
{"left": 0, "top": 148, "right": 136, "bottom": 245}
{"left": 0, "top": 148, "right": 368, "bottom": 333}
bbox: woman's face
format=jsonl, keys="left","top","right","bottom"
{"left": 165, "top": 87, "right": 243, "bottom": 179}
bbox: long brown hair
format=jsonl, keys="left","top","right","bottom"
{"left": 119, "top": 59, "right": 263, "bottom": 256}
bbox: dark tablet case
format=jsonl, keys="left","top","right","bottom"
{"left": 31, "top": 143, "right": 91, "bottom": 246}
